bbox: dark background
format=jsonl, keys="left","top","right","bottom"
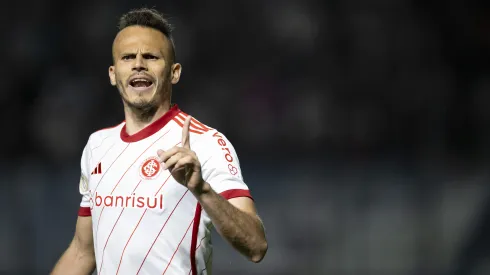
{"left": 1, "top": 0, "right": 490, "bottom": 274}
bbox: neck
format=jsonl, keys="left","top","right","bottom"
{"left": 124, "top": 100, "right": 171, "bottom": 136}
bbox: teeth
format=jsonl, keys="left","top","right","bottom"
{"left": 132, "top": 79, "right": 149, "bottom": 83}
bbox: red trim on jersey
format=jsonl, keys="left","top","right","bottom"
{"left": 78, "top": 207, "right": 91, "bottom": 216}
{"left": 172, "top": 117, "right": 205, "bottom": 135}
{"left": 220, "top": 189, "right": 254, "bottom": 200}
{"left": 188, "top": 190, "right": 251, "bottom": 273}
{"left": 179, "top": 112, "right": 210, "bottom": 132}
{"left": 176, "top": 113, "right": 209, "bottom": 133}
{"left": 189, "top": 223, "right": 214, "bottom": 275}
{"left": 190, "top": 204, "right": 202, "bottom": 275}
{"left": 120, "top": 104, "right": 181, "bottom": 142}
{"left": 192, "top": 118, "right": 210, "bottom": 131}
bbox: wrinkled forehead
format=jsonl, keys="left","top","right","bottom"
{"left": 112, "top": 26, "right": 170, "bottom": 58}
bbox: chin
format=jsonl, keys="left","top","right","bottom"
{"left": 118, "top": 84, "right": 164, "bottom": 115}
{"left": 122, "top": 87, "right": 155, "bottom": 103}
{"left": 125, "top": 97, "right": 156, "bottom": 109}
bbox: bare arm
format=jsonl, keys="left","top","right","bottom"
{"left": 196, "top": 184, "right": 268, "bottom": 262}
{"left": 51, "top": 216, "right": 96, "bottom": 275}
{"left": 158, "top": 116, "right": 268, "bottom": 262}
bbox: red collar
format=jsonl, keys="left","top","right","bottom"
{"left": 120, "top": 104, "right": 181, "bottom": 142}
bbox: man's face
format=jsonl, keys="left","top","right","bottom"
{"left": 109, "top": 26, "right": 181, "bottom": 110}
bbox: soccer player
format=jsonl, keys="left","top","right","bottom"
{"left": 51, "top": 8, "right": 267, "bottom": 275}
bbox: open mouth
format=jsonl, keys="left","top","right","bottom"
{"left": 129, "top": 78, "right": 153, "bottom": 88}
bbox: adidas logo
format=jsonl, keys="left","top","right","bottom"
{"left": 91, "top": 162, "right": 102, "bottom": 175}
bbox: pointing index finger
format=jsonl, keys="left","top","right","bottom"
{"left": 182, "top": 115, "right": 191, "bottom": 149}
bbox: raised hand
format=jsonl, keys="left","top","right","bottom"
{"left": 157, "top": 116, "right": 204, "bottom": 193}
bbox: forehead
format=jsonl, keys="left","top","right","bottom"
{"left": 113, "top": 26, "right": 169, "bottom": 55}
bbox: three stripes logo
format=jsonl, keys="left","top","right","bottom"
{"left": 91, "top": 162, "right": 102, "bottom": 175}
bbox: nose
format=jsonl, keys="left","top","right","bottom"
{"left": 132, "top": 54, "right": 147, "bottom": 72}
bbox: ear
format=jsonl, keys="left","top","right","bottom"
{"left": 170, "top": 63, "right": 182, "bottom": 85}
{"left": 109, "top": 66, "right": 116, "bottom": 86}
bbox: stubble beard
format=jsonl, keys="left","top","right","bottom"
{"left": 118, "top": 82, "right": 161, "bottom": 123}
{"left": 125, "top": 96, "right": 159, "bottom": 122}
{"left": 115, "top": 68, "right": 172, "bottom": 123}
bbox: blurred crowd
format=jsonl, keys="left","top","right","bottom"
{"left": 1, "top": 0, "right": 490, "bottom": 274}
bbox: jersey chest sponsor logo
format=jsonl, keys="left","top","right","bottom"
{"left": 92, "top": 191, "right": 164, "bottom": 210}
{"left": 139, "top": 156, "right": 162, "bottom": 180}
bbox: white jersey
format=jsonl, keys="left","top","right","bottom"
{"left": 77, "top": 105, "right": 252, "bottom": 275}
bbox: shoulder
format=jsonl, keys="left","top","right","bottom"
{"left": 171, "top": 110, "right": 214, "bottom": 136}
{"left": 174, "top": 114, "right": 243, "bottom": 180}
{"left": 171, "top": 111, "right": 236, "bottom": 153}
{"left": 85, "top": 121, "right": 125, "bottom": 148}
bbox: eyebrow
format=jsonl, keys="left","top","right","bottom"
{"left": 119, "top": 51, "right": 163, "bottom": 56}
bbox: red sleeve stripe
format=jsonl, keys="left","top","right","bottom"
{"left": 172, "top": 118, "right": 205, "bottom": 134}
{"left": 78, "top": 207, "right": 91, "bottom": 216}
{"left": 191, "top": 118, "right": 210, "bottom": 132}
{"left": 219, "top": 189, "right": 254, "bottom": 200}
{"left": 175, "top": 114, "right": 207, "bottom": 132}
{"left": 176, "top": 113, "right": 210, "bottom": 132}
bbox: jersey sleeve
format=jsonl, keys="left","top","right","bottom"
{"left": 78, "top": 139, "right": 92, "bottom": 216}
{"left": 198, "top": 131, "right": 253, "bottom": 200}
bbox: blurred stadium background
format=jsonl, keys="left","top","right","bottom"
{"left": 1, "top": 0, "right": 490, "bottom": 274}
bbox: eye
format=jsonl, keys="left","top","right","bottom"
{"left": 122, "top": 54, "right": 135, "bottom": 60}
{"left": 143, "top": 54, "right": 158, "bottom": 60}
